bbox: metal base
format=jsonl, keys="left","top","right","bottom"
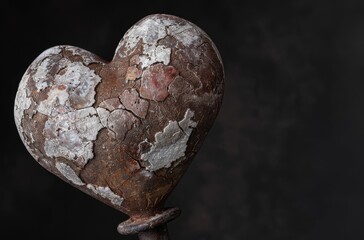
{"left": 117, "top": 208, "right": 181, "bottom": 239}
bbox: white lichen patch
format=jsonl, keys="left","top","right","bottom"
{"left": 43, "top": 108, "right": 103, "bottom": 167}
{"left": 29, "top": 47, "right": 70, "bottom": 92}
{"left": 115, "top": 16, "right": 171, "bottom": 69}
{"left": 32, "top": 57, "right": 104, "bottom": 166}
{"left": 37, "top": 61, "right": 101, "bottom": 115}
{"left": 139, "top": 45, "right": 171, "bottom": 69}
{"left": 37, "top": 85, "right": 70, "bottom": 116}
{"left": 30, "top": 47, "right": 62, "bottom": 69}
{"left": 14, "top": 71, "right": 32, "bottom": 130}
{"left": 87, "top": 184, "right": 123, "bottom": 206}
{"left": 54, "top": 62, "right": 101, "bottom": 109}
{"left": 178, "top": 108, "right": 198, "bottom": 131}
{"left": 75, "top": 108, "right": 103, "bottom": 140}
{"left": 55, "top": 162, "right": 85, "bottom": 186}
{"left": 33, "top": 58, "right": 52, "bottom": 91}
{"left": 141, "top": 108, "right": 197, "bottom": 171}
{"left": 117, "top": 17, "right": 167, "bottom": 57}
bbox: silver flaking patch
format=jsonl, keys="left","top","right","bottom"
{"left": 15, "top": 45, "right": 105, "bottom": 169}
{"left": 139, "top": 45, "right": 171, "bottom": 69}
{"left": 33, "top": 57, "right": 71, "bottom": 92}
{"left": 116, "top": 17, "right": 167, "bottom": 57}
{"left": 178, "top": 108, "right": 198, "bottom": 131}
{"left": 55, "top": 162, "right": 84, "bottom": 186}
{"left": 75, "top": 108, "right": 103, "bottom": 140}
{"left": 30, "top": 47, "right": 62, "bottom": 71}
{"left": 14, "top": 71, "right": 32, "bottom": 131}
{"left": 33, "top": 58, "right": 51, "bottom": 91}
{"left": 43, "top": 108, "right": 103, "bottom": 167}
{"left": 54, "top": 62, "right": 101, "bottom": 109}
{"left": 37, "top": 86, "right": 70, "bottom": 116}
{"left": 36, "top": 59, "right": 103, "bottom": 166}
{"left": 115, "top": 16, "right": 171, "bottom": 68}
{"left": 87, "top": 184, "right": 123, "bottom": 206}
{"left": 141, "top": 108, "right": 197, "bottom": 171}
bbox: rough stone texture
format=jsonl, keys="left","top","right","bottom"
{"left": 119, "top": 88, "right": 149, "bottom": 118}
{"left": 13, "top": 14, "right": 224, "bottom": 218}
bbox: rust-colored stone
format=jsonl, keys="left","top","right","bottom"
{"left": 120, "top": 88, "right": 149, "bottom": 119}
{"left": 140, "top": 64, "right": 178, "bottom": 101}
{"left": 14, "top": 14, "right": 224, "bottom": 237}
{"left": 126, "top": 65, "right": 142, "bottom": 81}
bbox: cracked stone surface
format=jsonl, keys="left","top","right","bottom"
{"left": 14, "top": 14, "right": 224, "bottom": 217}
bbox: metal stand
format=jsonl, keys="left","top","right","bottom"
{"left": 117, "top": 208, "right": 180, "bottom": 240}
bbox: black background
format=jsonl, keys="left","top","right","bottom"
{"left": 2, "top": 0, "right": 364, "bottom": 239}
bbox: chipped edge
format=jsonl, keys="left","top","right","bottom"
{"left": 87, "top": 184, "right": 124, "bottom": 206}
{"left": 55, "top": 162, "right": 85, "bottom": 186}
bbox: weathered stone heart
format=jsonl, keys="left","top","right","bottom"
{"left": 14, "top": 14, "right": 224, "bottom": 221}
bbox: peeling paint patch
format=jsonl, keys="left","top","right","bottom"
{"left": 119, "top": 89, "right": 149, "bottom": 118}
{"left": 140, "top": 63, "right": 178, "bottom": 101}
{"left": 141, "top": 108, "right": 197, "bottom": 171}
{"left": 115, "top": 16, "right": 171, "bottom": 68}
{"left": 31, "top": 57, "right": 70, "bottom": 93}
{"left": 37, "top": 61, "right": 101, "bottom": 115}
{"left": 33, "top": 58, "right": 52, "bottom": 91}
{"left": 75, "top": 108, "right": 103, "bottom": 140}
{"left": 55, "top": 62, "right": 101, "bottom": 109}
{"left": 37, "top": 85, "right": 70, "bottom": 116}
{"left": 14, "top": 71, "right": 37, "bottom": 158}
{"left": 116, "top": 18, "right": 167, "bottom": 57}
{"left": 55, "top": 162, "right": 84, "bottom": 186}
{"left": 33, "top": 58, "right": 104, "bottom": 167}
{"left": 87, "top": 184, "right": 123, "bottom": 206}
{"left": 43, "top": 108, "right": 103, "bottom": 167}
{"left": 14, "top": 71, "right": 32, "bottom": 130}
{"left": 139, "top": 45, "right": 171, "bottom": 69}
{"left": 30, "top": 47, "right": 62, "bottom": 70}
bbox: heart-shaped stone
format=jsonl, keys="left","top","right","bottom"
{"left": 14, "top": 14, "right": 224, "bottom": 218}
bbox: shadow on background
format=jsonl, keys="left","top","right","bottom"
{"left": 1, "top": 0, "right": 364, "bottom": 239}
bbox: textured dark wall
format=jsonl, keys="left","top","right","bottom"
{"left": 2, "top": 0, "right": 364, "bottom": 239}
